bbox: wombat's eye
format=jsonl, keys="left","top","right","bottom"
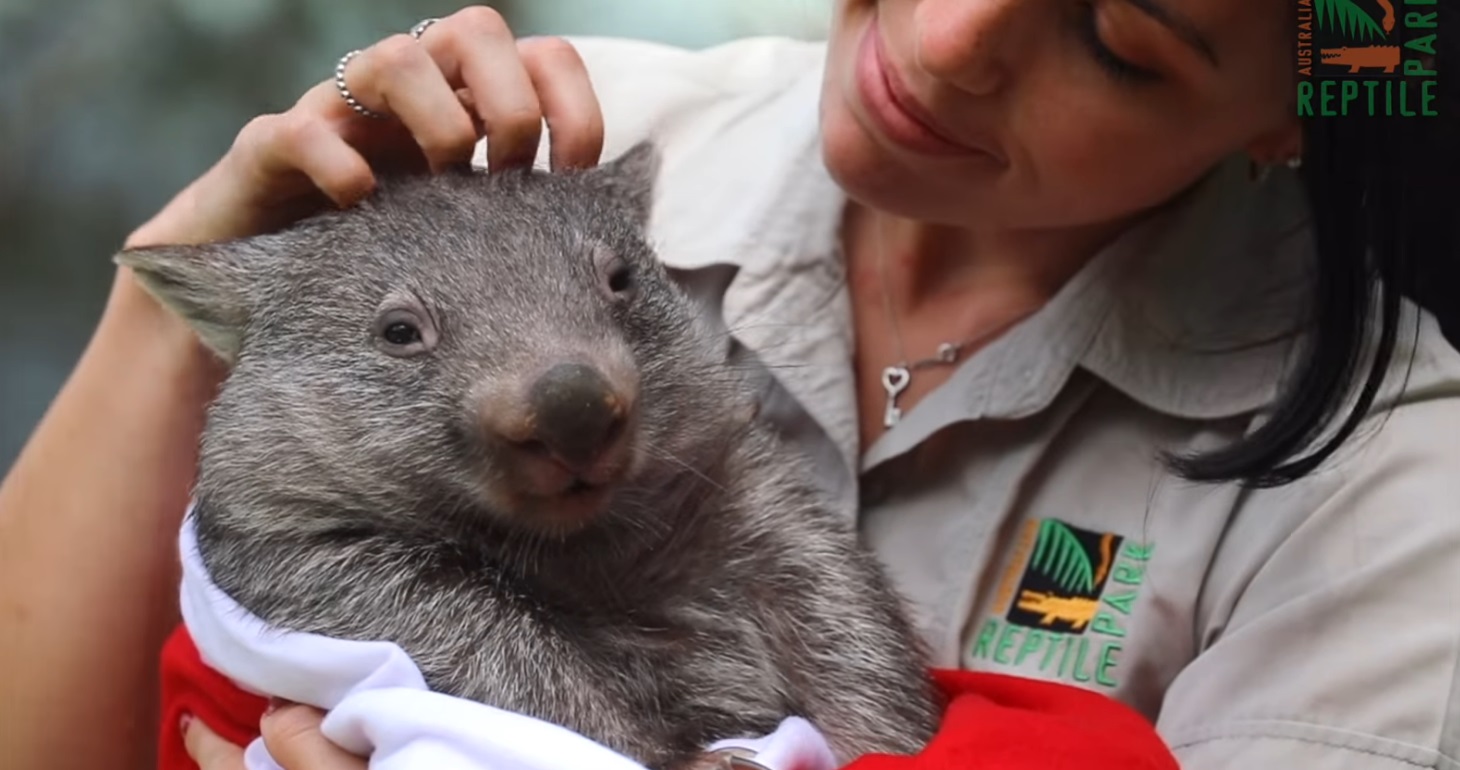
{"left": 383, "top": 322, "right": 421, "bottom": 346}
{"left": 607, "top": 263, "right": 635, "bottom": 295}
{"left": 373, "top": 305, "right": 437, "bottom": 357}
{"left": 593, "top": 246, "right": 637, "bottom": 302}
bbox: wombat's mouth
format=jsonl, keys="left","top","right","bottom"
{"left": 485, "top": 480, "right": 618, "bottom": 538}
{"left": 471, "top": 431, "right": 643, "bottom": 536}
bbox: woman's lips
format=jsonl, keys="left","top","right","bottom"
{"left": 854, "top": 19, "right": 998, "bottom": 160}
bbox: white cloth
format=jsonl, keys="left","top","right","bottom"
{"left": 177, "top": 514, "right": 838, "bottom": 770}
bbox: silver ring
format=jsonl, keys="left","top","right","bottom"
{"left": 334, "top": 49, "right": 385, "bottom": 120}
{"left": 409, "top": 17, "right": 440, "bottom": 40}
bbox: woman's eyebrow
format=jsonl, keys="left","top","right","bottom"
{"left": 1123, "top": 0, "right": 1220, "bottom": 66}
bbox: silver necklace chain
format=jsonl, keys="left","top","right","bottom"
{"left": 872, "top": 217, "right": 1008, "bottom": 428}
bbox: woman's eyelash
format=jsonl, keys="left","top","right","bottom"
{"left": 1075, "top": 1, "right": 1161, "bottom": 85}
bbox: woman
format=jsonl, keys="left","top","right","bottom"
{"left": 2, "top": 1, "right": 1457, "bottom": 769}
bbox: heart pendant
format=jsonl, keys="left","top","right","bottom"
{"left": 881, "top": 365, "right": 910, "bottom": 427}
{"left": 882, "top": 366, "right": 910, "bottom": 394}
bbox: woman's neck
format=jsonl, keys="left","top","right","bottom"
{"left": 842, "top": 201, "right": 1134, "bottom": 319}
{"left": 841, "top": 199, "right": 1151, "bottom": 451}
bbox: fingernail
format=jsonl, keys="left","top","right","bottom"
{"left": 179, "top": 712, "right": 194, "bottom": 733}
{"left": 264, "top": 697, "right": 284, "bottom": 715}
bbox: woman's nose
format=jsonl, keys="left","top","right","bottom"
{"left": 912, "top": 0, "right": 1028, "bottom": 95}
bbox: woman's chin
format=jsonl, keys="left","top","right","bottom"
{"left": 818, "top": 80, "right": 1009, "bottom": 227}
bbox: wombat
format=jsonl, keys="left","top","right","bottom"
{"left": 116, "top": 142, "right": 942, "bottom": 770}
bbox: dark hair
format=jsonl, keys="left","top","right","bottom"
{"left": 1171, "top": 26, "right": 1456, "bottom": 488}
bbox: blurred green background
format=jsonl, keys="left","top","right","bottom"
{"left": 0, "top": 0, "right": 830, "bottom": 470}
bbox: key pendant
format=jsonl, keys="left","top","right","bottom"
{"left": 881, "top": 365, "right": 910, "bottom": 427}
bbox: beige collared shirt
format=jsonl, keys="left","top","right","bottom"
{"left": 490, "top": 35, "right": 1460, "bottom": 769}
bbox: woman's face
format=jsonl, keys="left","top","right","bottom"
{"left": 820, "top": 0, "right": 1299, "bottom": 231}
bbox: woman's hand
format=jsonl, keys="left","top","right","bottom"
{"left": 184, "top": 703, "right": 365, "bottom": 770}
{"left": 126, "top": 4, "right": 605, "bottom": 249}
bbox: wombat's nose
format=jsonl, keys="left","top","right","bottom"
{"left": 525, "top": 363, "right": 627, "bottom": 472}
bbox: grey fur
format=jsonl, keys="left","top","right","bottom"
{"left": 116, "top": 142, "right": 941, "bottom": 769}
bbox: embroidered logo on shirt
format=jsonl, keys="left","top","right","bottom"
{"left": 967, "top": 518, "right": 1153, "bottom": 690}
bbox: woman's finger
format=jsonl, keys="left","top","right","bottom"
{"left": 182, "top": 715, "right": 247, "bottom": 770}
{"left": 262, "top": 702, "right": 369, "bottom": 770}
{"left": 233, "top": 110, "right": 379, "bottom": 208}
{"left": 335, "top": 34, "right": 482, "bottom": 173}
{"left": 420, "top": 5, "right": 545, "bottom": 171}
{"left": 518, "top": 35, "right": 606, "bottom": 171}
{"left": 296, "top": 6, "right": 543, "bottom": 174}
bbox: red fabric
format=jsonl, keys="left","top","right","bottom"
{"left": 159, "top": 623, "right": 269, "bottom": 770}
{"left": 157, "top": 623, "right": 1177, "bottom": 770}
{"left": 843, "top": 669, "right": 1178, "bottom": 770}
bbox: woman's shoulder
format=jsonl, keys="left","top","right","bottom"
{"left": 1159, "top": 307, "right": 1460, "bottom": 766}
{"left": 477, "top": 35, "right": 836, "bottom": 275}
{"left": 1246, "top": 304, "right": 1460, "bottom": 506}
{"left": 565, "top": 34, "right": 828, "bottom": 101}
{"left": 569, "top": 34, "right": 830, "bottom": 185}
{"left": 1199, "top": 302, "right": 1460, "bottom": 597}
{"left": 1317, "top": 303, "right": 1460, "bottom": 479}
{"left": 504, "top": 35, "right": 828, "bottom": 170}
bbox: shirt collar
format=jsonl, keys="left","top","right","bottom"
{"left": 974, "top": 153, "right": 1314, "bottom": 420}
{"left": 645, "top": 58, "right": 840, "bottom": 277}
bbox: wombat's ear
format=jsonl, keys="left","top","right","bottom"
{"left": 589, "top": 140, "right": 660, "bottom": 227}
{"left": 113, "top": 240, "right": 261, "bottom": 365}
